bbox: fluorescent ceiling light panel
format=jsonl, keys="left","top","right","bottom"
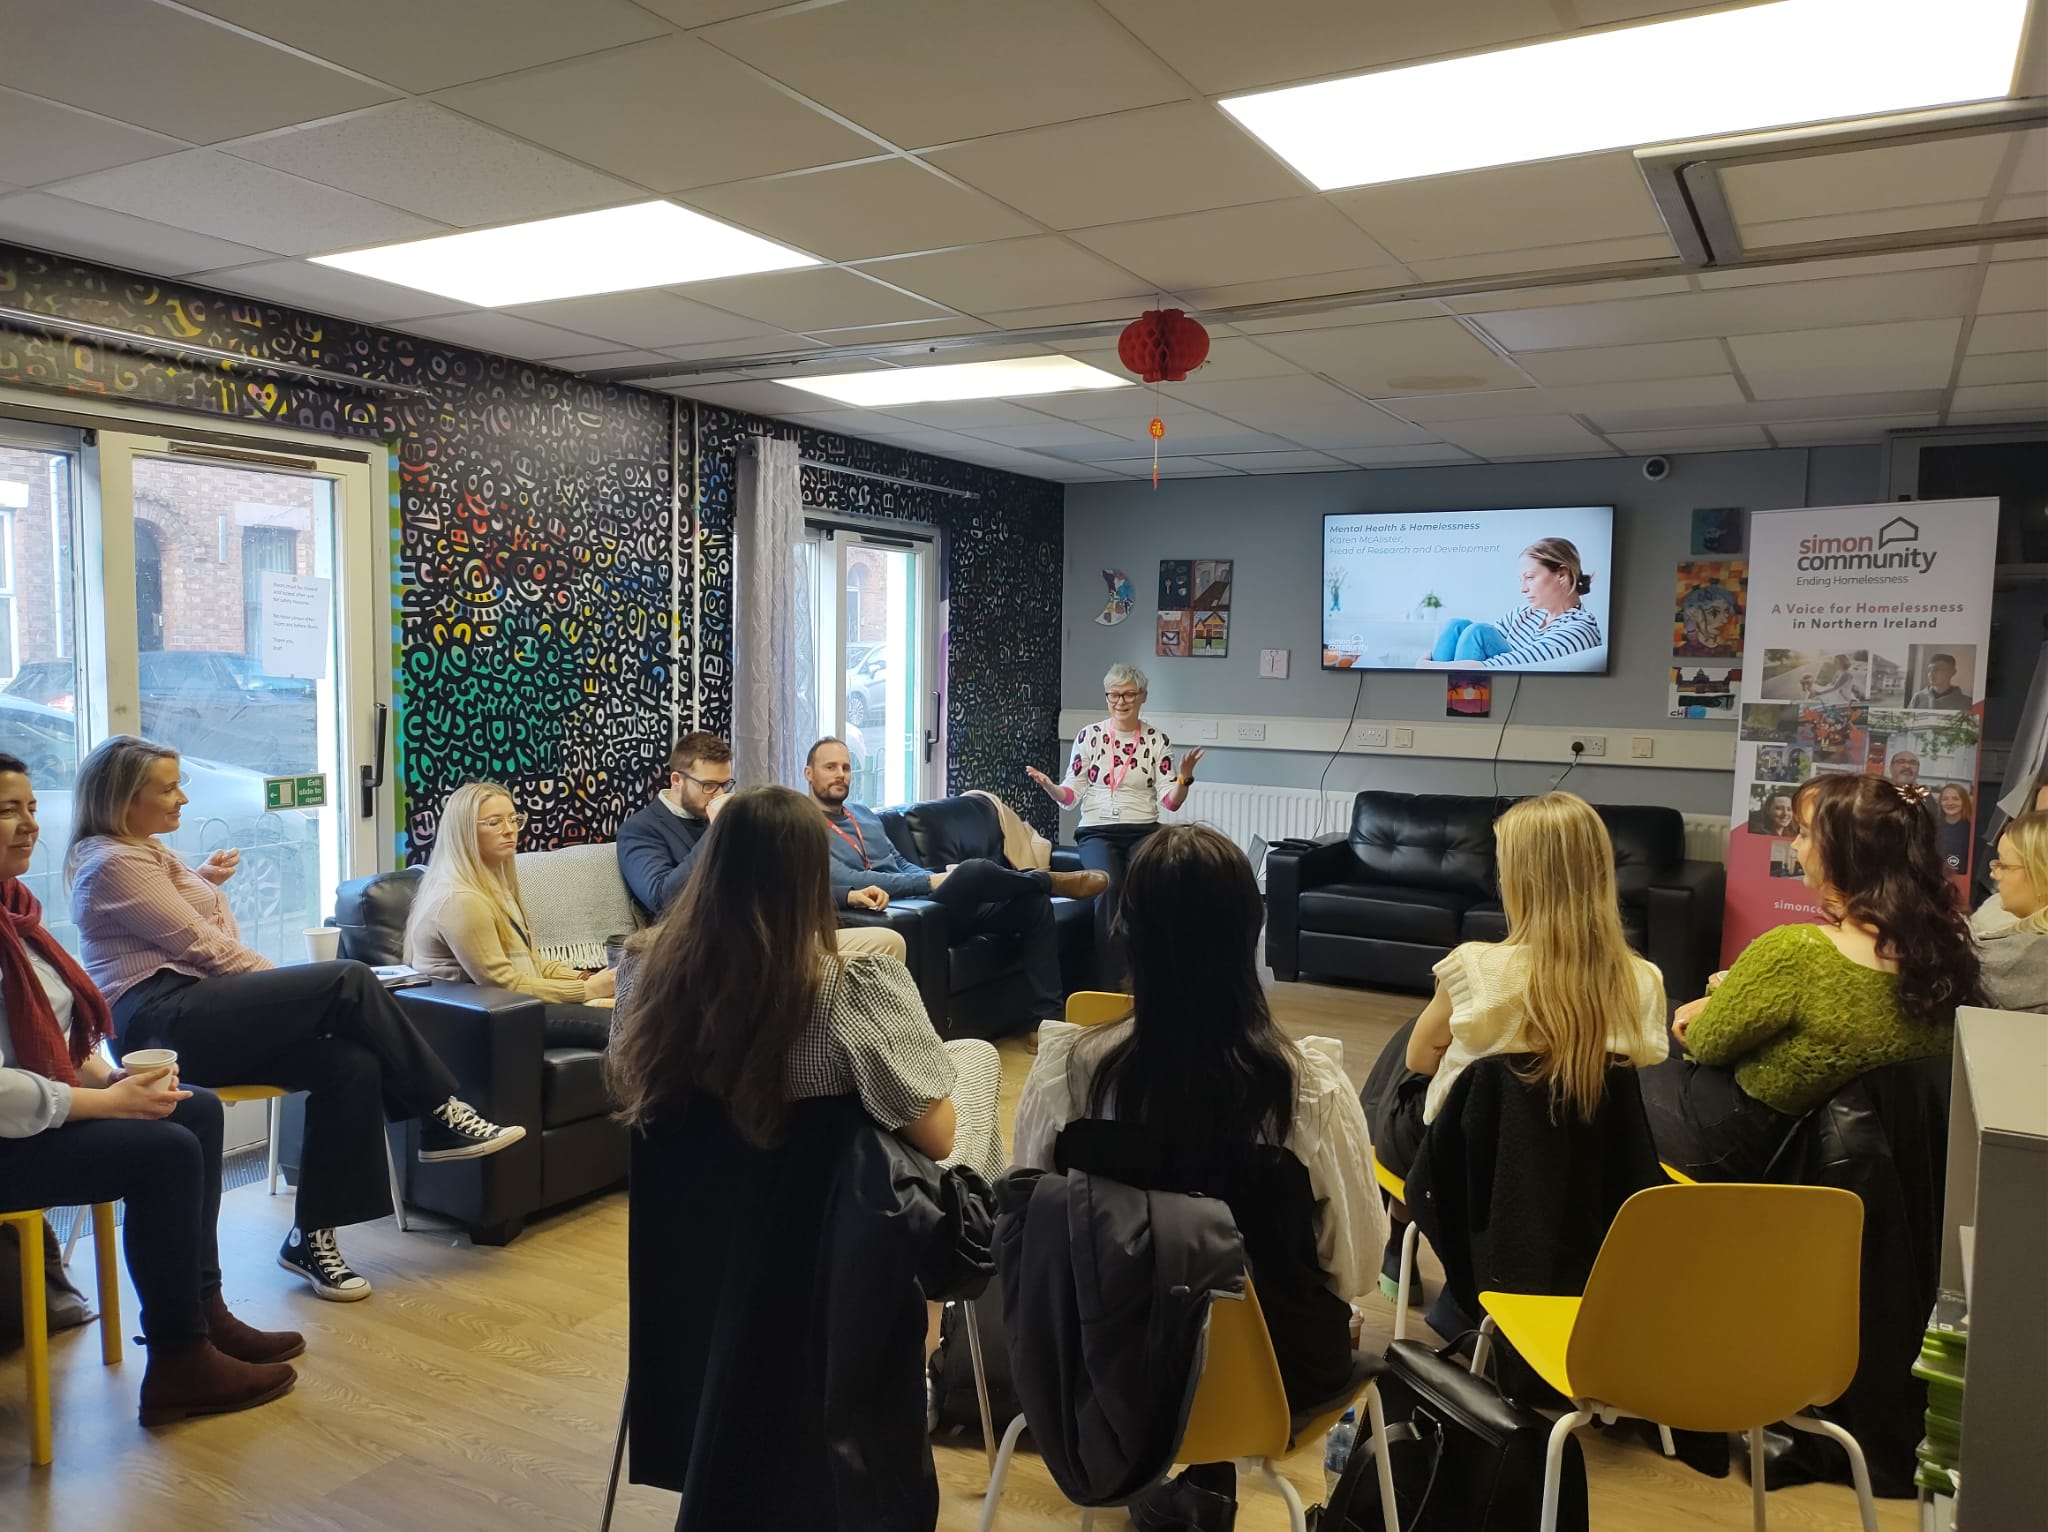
{"left": 1221, "top": 0, "right": 2029, "bottom": 189}
{"left": 311, "top": 201, "right": 819, "bottom": 306}
{"left": 782, "top": 356, "right": 1133, "bottom": 407}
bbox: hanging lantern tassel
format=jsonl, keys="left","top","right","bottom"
{"left": 1149, "top": 416, "right": 1165, "bottom": 488}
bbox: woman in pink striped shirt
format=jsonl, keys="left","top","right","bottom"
{"left": 67, "top": 737, "right": 525, "bottom": 1303}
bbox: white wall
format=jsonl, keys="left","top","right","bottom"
{"left": 1061, "top": 446, "right": 1882, "bottom": 816}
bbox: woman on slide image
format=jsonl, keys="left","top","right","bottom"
{"left": 1426, "top": 537, "right": 1604, "bottom": 668}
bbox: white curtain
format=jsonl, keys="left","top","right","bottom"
{"left": 731, "top": 434, "right": 808, "bottom": 789}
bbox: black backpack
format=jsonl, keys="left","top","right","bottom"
{"left": 1317, "top": 1339, "right": 1587, "bottom": 1532}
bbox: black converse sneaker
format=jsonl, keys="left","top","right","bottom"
{"left": 418, "top": 1098, "right": 526, "bottom": 1163}
{"left": 277, "top": 1227, "right": 371, "bottom": 1302}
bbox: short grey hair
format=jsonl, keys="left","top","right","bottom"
{"left": 1103, "top": 663, "right": 1149, "bottom": 697}
{"left": 67, "top": 735, "right": 179, "bottom": 881}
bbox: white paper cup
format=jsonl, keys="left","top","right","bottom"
{"left": 303, "top": 926, "right": 342, "bottom": 963}
{"left": 120, "top": 1047, "right": 178, "bottom": 1073}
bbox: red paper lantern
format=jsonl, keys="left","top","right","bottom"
{"left": 1117, "top": 308, "right": 1210, "bottom": 383}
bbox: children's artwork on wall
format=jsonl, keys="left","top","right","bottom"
{"left": 1670, "top": 664, "right": 1742, "bottom": 718}
{"left": 1447, "top": 671, "right": 1492, "bottom": 717}
{"left": 1690, "top": 507, "right": 1745, "bottom": 556}
{"left": 1191, "top": 559, "right": 1234, "bottom": 611}
{"left": 1156, "top": 609, "right": 1191, "bottom": 657}
{"left": 1095, "top": 568, "right": 1135, "bottom": 626}
{"left": 1192, "top": 609, "right": 1229, "bottom": 656}
{"left": 1674, "top": 560, "right": 1748, "bottom": 659}
{"left": 1157, "top": 560, "right": 1192, "bottom": 609}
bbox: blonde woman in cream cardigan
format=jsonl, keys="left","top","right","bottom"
{"left": 404, "top": 782, "right": 618, "bottom": 1050}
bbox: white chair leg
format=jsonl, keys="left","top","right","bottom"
{"left": 265, "top": 1097, "right": 281, "bottom": 1196}
{"left": 1253, "top": 1457, "right": 1310, "bottom": 1532}
{"left": 1658, "top": 1424, "right": 1678, "bottom": 1457}
{"left": 961, "top": 1299, "right": 1000, "bottom": 1484}
{"left": 1782, "top": 1413, "right": 1880, "bottom": 1532}
{"left": 1749, "top": 1425, "right": 1767, "bottom": 1532}
{"left": 384, "top": 1130, "right": 409, "bottom": 1233}
{"left": 1470, "top": 1314, "right": 1496, "bottom": 1377}
{"left": 1363, "top": 1383, "right": 1401, "bottom": 1532}
{"left": 975, "top": 1414, "right": 1028, "bottom": 1532}
{"left": 599, "top": 1378, "right": 629, "bottom": 1532}
{"left": 1541, "top": 1407, "right": 1596, "bottom": 1532}
{"left": 1077, "top": 1512, "right": 1095, "bottom": 1531}
{"left": 62, "top": 1207, "right": 84, "bottom": 1268}
{"left": 1392, "top": 1220, "right": 1419, "bottom": 1343}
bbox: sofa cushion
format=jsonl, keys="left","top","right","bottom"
{"left": 1299, "top": 881, "right": 1469, "bottom": 947}
{"left": 1460, "top": 903, "right": 1508, "bottom": 943}
{"left": 541, "top": 1047, "right": 609, "bottom": 1129}
{"left": 334, "top": 867, "right": 422, "bottom": 967}
{"left": 1348, "top": 792, "right": 1497, "bottom": 899}
{"left": 1592, "top": 804, "right": 1686, "bottom": 904}
{"left": 514, "top": 843, "right": 641, "bottom": 968}
{"left": 886, "top": 795, "right": 1005, "bottom": 872}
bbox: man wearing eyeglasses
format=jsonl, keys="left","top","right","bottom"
{"left": 617, "top": 732, "right": 907, "bottom": 961}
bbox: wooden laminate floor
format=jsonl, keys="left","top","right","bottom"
{"left": 1, "top": 978, "right": 1909, "bottom": 1531}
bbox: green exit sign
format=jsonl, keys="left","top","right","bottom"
{"left": 264, "top": 773, "right": 330, "bottom": 811}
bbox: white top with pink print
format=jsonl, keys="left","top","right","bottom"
{"left": 1057, "top": 721, "right": 1175, "bottom": 826}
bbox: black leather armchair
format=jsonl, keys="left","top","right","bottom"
{"left": 1266, "top": 790, "right": 1725, "bottom": 1006}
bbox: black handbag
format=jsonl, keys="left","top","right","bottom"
{"left": 1318, "top": 1339, "right": 1587, "bottom": 1532}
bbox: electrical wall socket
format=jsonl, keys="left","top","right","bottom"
{"left": 1391, "top": 727, "right": 1414, "bottom": 749}
{"left": 1354, "top": 725, "right": 1388, "bottom": 748}
{"left": 1630, "top": 736, "right": 1654, "bottom": 759}
{"left": 1572, "top": 735, "right": 1606, "bottom": 757}
{"left": 1235, "top": 722, "right": 1266, "bottom": 742}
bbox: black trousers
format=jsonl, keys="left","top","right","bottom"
{"left": 925, "top": 858, "right": 1063, "bottom": 1017}
{"left": 1360, "top": 1015, "right": 1430, "bottom": 1181}
{"left": 1638, "top": 1055, "right": 1799, "bottom": 1183}
{"left": 542, "top": 1001, "right": 613, "bottom": 1051}
{"left": 1074, "top": 823, "right": 1157, "bottom": 989}
{"left": 0, "top": 1088, "right": 222, "bottom": 1347}
{"left": 115, "top": 962, "right": 460, "bottom": 1233}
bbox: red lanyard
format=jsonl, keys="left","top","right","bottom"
{"left": 827, "top": 813, "right": 870, "bottom": 869}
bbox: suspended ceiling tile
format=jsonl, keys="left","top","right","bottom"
{"left": 1441, "top": 275, "right": 1692, "bottom": 314}
{"left": 803, "top": 317, "right": 998, "bottom": 344}
{"left": 436, "top": 36, "right": 874, "bottom": 194}
{"left": 1588, "top": 390, "right": 1946, "bottom": 431}
{"left": 1472, "top": 267, "right": 1980, "bottom": 350}
{"left": 1330, "top": 153, "right": 1666, "bottom": 263}
{"left": 977, "top": 298, "right": 1173, "bottom": 330}
{"left": 659, "top": 333, "right": 823, "bottom": 362}
{"left": 1978, "top": 260, "right": 2046, "bottom": 313}
{"left": 1738, "top": 203, "right": 1994, "bottom": 251}
{"left": 1604, "top": 425, "right": 1773, "bottom": 452}
{"left": 1570, "top": 1, "right": 1729, "bottom": 19}
{"left": 1197, "top": 449, "right": 1350, "bottom": 472}
{"left": 674, "top": 266, "right": 948, "bottom": 332}
{"left": 1095, "top": 0, "right": 1561, "bottom": 94}
{"left": 880, "top": 400, "right": 1071, "bottom": 430}
{"left": 1020, "top": 388, "right": 1250, "bottom": 425}
{"left": 402, "top": 311, "right": 625, "bottom": 361}
{"left": 1084, "top": 408, "right": 1258, "bottom": 444}
{"left": 1428, "top": 416, "right": 1617, "bottom": 458}
{"left": 1951, "top": 381, "right": 2048, "bottom": 414}
{"left": 1957, "top": 351, "right": 2048, "bottom": 387}
{"left": 0, "top": 190, "right": 277, "bottom": 275}
{"left": 884, "top": 341, "right": 1058, "bottom": 366}
{"left": 1992, "top": 240, "right": 2048, "bottom": 260}
{"left": 0, "top": 88, "right": 183, "bottom": 188}
{"left": 856, "top": 237, "right": 1150, "bottom": 315}
{"left": 1168, "top": 374, "right": 1436, "bottom": 446}
{"left": 187, "top": 258, "right": 460, "bottom": 324}
{"left": 1767, "top": 414, "right": 1941, "bottom": 444}
{"left": 224, "top": 103, "right": 639, "bottom": 228}
{"left": 1965, "top": 311, "right": 2048, "bottom": 354}
{"left": 51, "top": 150, "right": 443, "bottom": 257}
{"left": 1096, "top": 456, "right": 1239, "bottom": 478}
{"left": 675, "top": 378, "right": 860, "bottom": 416}
{"left": 1743, "top": 362, "right": 1960, "bottom": 400}
{"left": 1404, "top": 234, "right": 1674, "bottom": 282}
{"left": 508, "top": 291, "right": 774, "bottom": 348}
{"left": 638, "top": 0, "right": 804, "bottom": 25}
{"left": 1229, "top": 296, "right": 1443, "bottom": 334}
{"left": 1996, "top": 188, "right": 2046, "bottom": 223}
{"left": 1177, "top": 266, "right": 1419, "bottom": 314}
{"left": 0, "top": 0, "right": 394, "bottom": 143}
{"left": 1061, "top": 337, "right": 1304, "bottom": 384}
{"left": 181, "top": 0, "right": 671, "bottom": 93}
{"left": 699, "top": 0, "right": 1187, "bottom": 146}
{"left": 679, "top": 160, "right": 1034, "bottom": 263}
{"left": 1728, "top": 317, "right": 1964, "bottom": 375}
{"left": 1392, "top": 374, "right": 1746, "bottom": 423}
{"left": 1695, "top": 248, "right": 1980, "bottom": 289}
{"left": 1721, "top": 134, "right": 2013, "bottom": 227}
{"left": 1330, "top": 444, "right": 1477, "bottom": 467}
{"left": 1513, "top": 338, "right": 1732, "bottom": 387}
{"left": 1069, "top": 199, "right": 1396, "bottom": 293}
{"left": 1252, "top": 316, "right": 1530, "bottom": 396}
{"left": 957, "top": 420, "right": 1133, "bottom": 450}
{"left": 546, "top": 349, "right": 678, "bottom": 372}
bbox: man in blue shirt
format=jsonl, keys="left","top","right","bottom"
{"left": 802, "top": 738, "right": 1106, "bottom": 1021}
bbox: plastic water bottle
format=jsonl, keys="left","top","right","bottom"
{"left": 1324, "top": 1406, "right": 1358, "bottom": 1497}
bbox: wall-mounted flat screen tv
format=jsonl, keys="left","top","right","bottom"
{"left": 1321, "top": 505, "right": 1615, "bottom": 673}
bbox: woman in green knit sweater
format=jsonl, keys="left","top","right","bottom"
{"left": 1644, "top": 771, "right": 1983, "bottom": 1181}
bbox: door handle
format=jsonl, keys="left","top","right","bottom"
{"left": 360, "top": 701, "right": 388, "bottom": 819}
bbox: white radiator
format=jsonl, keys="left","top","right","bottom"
{"left": 1170, "top": 783, "right": 1731, "bottom": 866}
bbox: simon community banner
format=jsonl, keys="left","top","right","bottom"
{"left": 1722, "top": 498, "right": 2000, "bottom": 964}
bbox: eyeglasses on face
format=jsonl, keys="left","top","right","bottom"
{"left": 1988, "top": 858, "right": 2023, "bottom": 875}
{"left": 479, "top": 812, "right": 529, "bottom": 832}
{"left": 1105, "top": 691, "right": 1142, "bottom": 704}
{"left": 681, "top": 770, "right": 737, "bottom": 795}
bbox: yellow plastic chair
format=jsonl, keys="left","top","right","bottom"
{"left": 1062, "top": 991, "right": 1133, "bottom": 1027}
{"left": 977, "top": 1278, "right": 1399, "bottom": 1532}
{"left": 1371, "top": 1150, "right": 1424, "bottom": 1344}
{"left": 1476, "top": 1182, "right": 1879, "bottom": 1532}
{"left": 2, "top": 1204, "right": 121, "bottom": 1466}
{"left": 213, "top": 1083, "right": 408, "bottom": 1233}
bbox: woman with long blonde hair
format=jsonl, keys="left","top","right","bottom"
{"left": 1973, "top": 809, "right": 2047, "bottom": 1013}
{"left": 404, "top": 782, "right": 616, "bottom": 1049}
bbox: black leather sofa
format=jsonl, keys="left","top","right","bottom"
{"left": 1266, "top": 791, "right": 1724, "bottom": 1007}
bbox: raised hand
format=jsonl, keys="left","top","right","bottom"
{"left": 1024, "top": 766, "right": 1064, "bottom": 800}
{"left": 196, "top": 848, "right": 241, "bottom": 885}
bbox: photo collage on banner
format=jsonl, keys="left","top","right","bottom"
{"left": 1670, "top": 509, "right": 1747, "bottom": 718}
{"left": 1723, "top": 500, "right": 2000, "bottom": 963}
{"left": 1156, "top": 559, "right": 1232, "bottom": 657}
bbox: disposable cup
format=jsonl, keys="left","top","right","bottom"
{"left": 120, "top": 1047, "right": 178, "bottom": 1072}
{"left": 303, "top": 926, "right": 342, "bottom": 962}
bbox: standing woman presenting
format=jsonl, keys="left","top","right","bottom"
{"left": 1026, "top": 663, "right": 1203, "bottom": 987}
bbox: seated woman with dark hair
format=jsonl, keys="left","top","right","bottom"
{"left": 1645, "top": 773, "right": 1984, "bottom": 1182}
{"left": 0, "top": 754, "right": 302, "bottom": 1425}
{"left": 1013, "top": 825, "right": 1385, "bottom": 1532}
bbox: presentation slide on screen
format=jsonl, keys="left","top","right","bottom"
{"left": 1321, "top": 505, "right": 1614, "bottom": 673}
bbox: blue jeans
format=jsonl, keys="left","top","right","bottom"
{"left": 1429, "top": 618, "right": 1513, "bottom": 663}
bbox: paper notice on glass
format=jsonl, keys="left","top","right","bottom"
{"left": 259, "top": 572, "right": 331, "bottom": 680}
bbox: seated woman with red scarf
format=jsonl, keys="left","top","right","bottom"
{"left": 0, "top": 753, "right": 302, "bottom": 1427}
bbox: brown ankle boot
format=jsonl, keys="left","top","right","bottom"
{"left": 206, "top": 1293, "right": 306, "bottom": 1364}
{"left": 138, "top": 1340, "right": 296, "bottom": 1427}
{"left": 1047, "top": 869, "right": 1110, "bottom": 899}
